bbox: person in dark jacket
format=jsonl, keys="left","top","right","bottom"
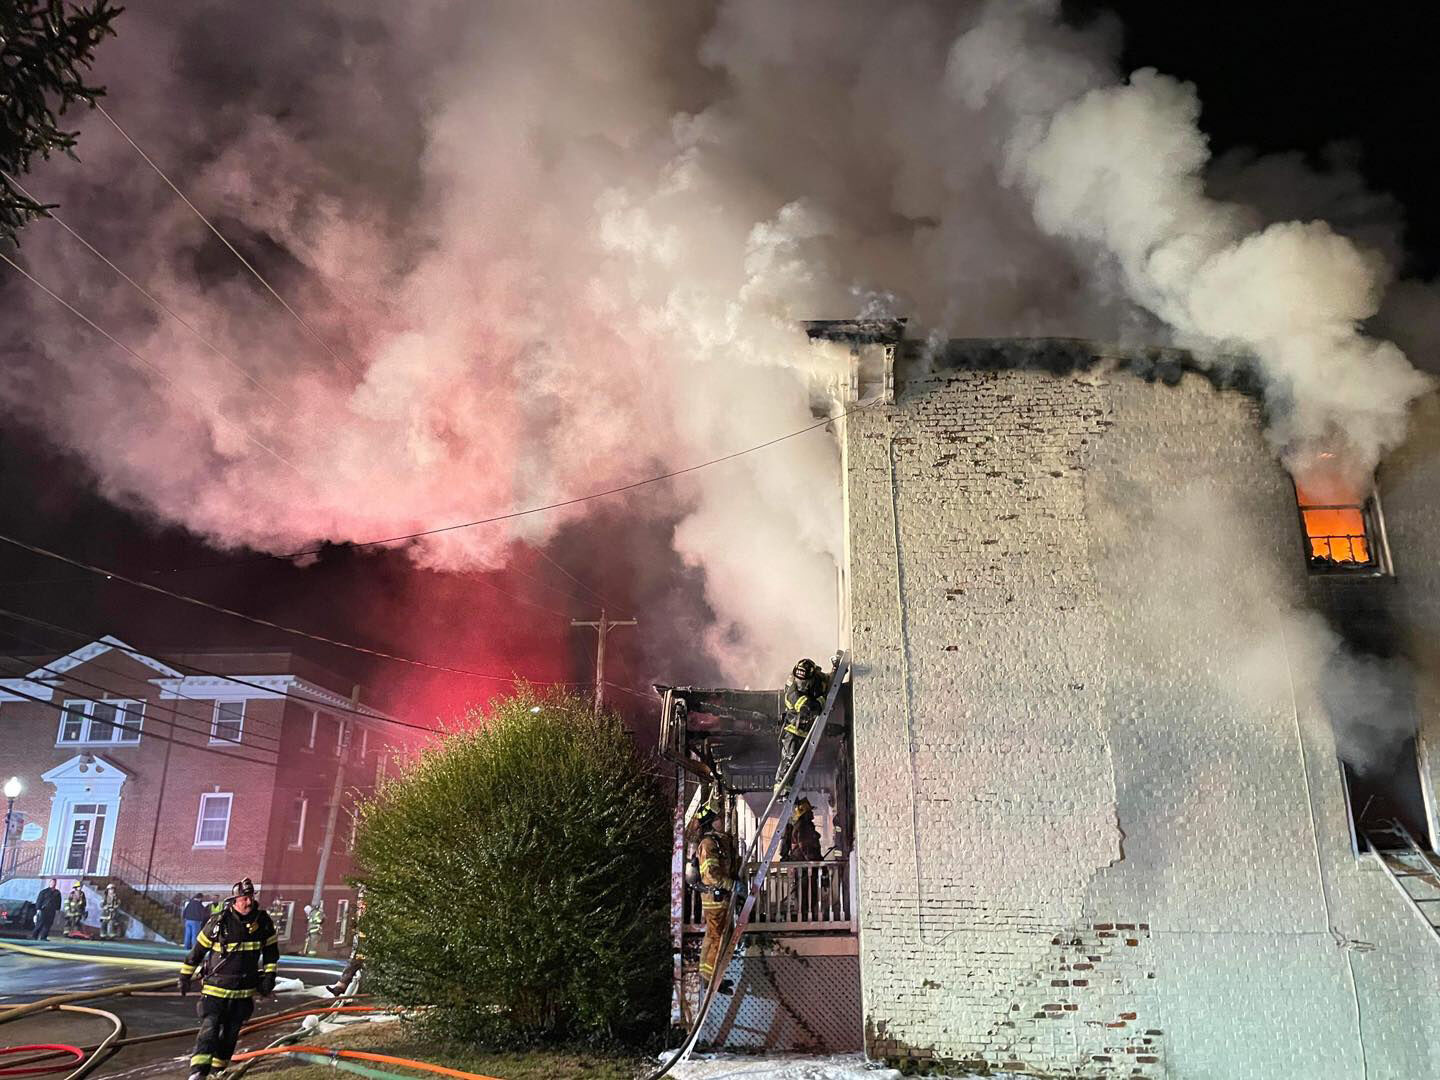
{"left": 780, "top": 797, "right": 822, "bottom": 862}
{"left": 31, "top": 879, "right": 61, "bottom": 940}
{"left": 179, "top": 878, "right": 279, "bottom": 1080}
{"left": 182, "top": 894, "right": 209, "bottom": 950}
{"left": 774, "top": 658, "right": 831, "bottom": 792}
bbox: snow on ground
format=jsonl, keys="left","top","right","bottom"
{"left": 661, "top": 1051, "right": 1027, "bottom": 1079}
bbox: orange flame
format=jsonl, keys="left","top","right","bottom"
{"left": 1295, "top": 482, "right": 1370, "bottom": 564}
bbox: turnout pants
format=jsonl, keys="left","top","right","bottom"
{"left": 189, "top": 994, "right": 255, "bottom": 1074}
{"left": 330, "top": 949, "right": 364, "bottom": 994}
{"left": 698, "top": 900, "right": 730, "bottom": 982}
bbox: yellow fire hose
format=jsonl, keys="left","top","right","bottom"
{"left": 0, "top": 939, "right": 178, "bottom": 969}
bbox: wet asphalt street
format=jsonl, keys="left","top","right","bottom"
{"left": 0, "top": 937, "right": 344, "bottom": 1078}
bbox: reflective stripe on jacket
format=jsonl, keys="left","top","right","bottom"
{"left": 179, "top": 907, "right": 280, "bottom": 999}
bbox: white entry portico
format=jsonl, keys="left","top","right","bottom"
{"left": 41, "top": 754, "right": 127, "bottom": 877}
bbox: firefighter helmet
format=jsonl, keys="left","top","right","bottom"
{"left": 792, "top": 658, "right": 819, "bottom": 683}
{"left": 231, "top": 877, "right": 256, "bottom": 898}
{"left": 794, "top": 797, "right": 813, "bottom": 814}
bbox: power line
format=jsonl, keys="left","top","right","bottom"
{"left": 94, "top": 101, "right": 362, "bottom": 378}
{"left": 0, "top": 250, "right": 307, "bottom": 480}
{"left": 0, "top": 545, "right": 582, "bottom": 691}
{"left": 0, "top": 622, "right": 286, "bottom": 750}
{"left": 0, "top": 401, "right": 868, "bottom": 589}
{"left": 0, "top": 605, "right": 445, "bottom": 735}
{"left": 0, "top": 659, "right": 281, "bottom": 769}
{"left": 1, "top": 169, "right": 288, "bottom": 409}
{"left": 535, "top": 546, "right": 619, "bottom": 611}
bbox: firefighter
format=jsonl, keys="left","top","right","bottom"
{"left": 99, "top": 883, "right": 122, "bottom": 939}
{"left": 326, "top": 886, "right": 366, "bottom": 997}
{"left": 774, "top": 658, "right": 830, "bottom": 792}
{"left": 686, "top": 791, "right": 741, "bottom": 996}
{"left": 63, "top": 881, "right": 87, "bottom": 935}
{"left": 179, "top": 877, "right": 279, "bottom": 1080}
{"left": 303, "top": 902, "right": 325, "bottom": 955}
{"left": 780, "top": 797, "right": 822, "bottom": 862}
{"left": 780, "top": 797, "right": 823, "bottom": 922}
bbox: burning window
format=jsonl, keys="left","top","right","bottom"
{"left": 1295, "top": 484, "right": 1389, "bottom": 575}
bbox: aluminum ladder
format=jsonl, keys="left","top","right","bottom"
{"left": 1361, "top": 818, "right": 1440, "bottom": 943}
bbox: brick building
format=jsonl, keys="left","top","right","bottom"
{"left": 836, "top": 333, "right": 1440, "bottom": 1077}
{"left": 0, "top": 636, "right": 419, "bottom": 949}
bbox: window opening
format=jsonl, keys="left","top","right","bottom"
{"left": 269, "top": 899, "right": 295, "bottom": 940}
{"left": 1343, "top": 736, "right": 1434, "bottom": 854}
{"left": 288, "top": 796, "right": 308, "bottom": 849}
{"left": 334, "top": 898, "right": 350, "bottom": 943}
{"left": 1295, "top": 481, "right": 1390, "bottom": 575}
{"left": 195, "top": 793, "right": 232, "bottom": 847}
{"left": 56, "top": 700, "right": 145, "bottom": 745}
{"left": 305, "top": 710, "right": 318, "bottom": 750}
{"left": 211, "top": 700, "right": 245, "bottom": 743}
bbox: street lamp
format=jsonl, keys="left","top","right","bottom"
{"left": 1, "top": 777, "right": 20, "bottom": 880}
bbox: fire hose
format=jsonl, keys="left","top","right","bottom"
{"left": 1, "top": 970, "right": 504, "bottom": 1079}
{"left": 0, "top": 1006, "right": 124, "bottom": 1080}
{"left": 233, "top": 1046, "right": 506, "bottom": 1080}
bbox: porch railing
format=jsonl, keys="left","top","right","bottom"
{"left": 684, "top": 858, "right": 853, "bottom": 933}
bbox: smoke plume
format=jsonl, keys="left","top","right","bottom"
{"left": 1, "top": 0, "right": 1432, "bottom": 688}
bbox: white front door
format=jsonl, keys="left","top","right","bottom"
{"left": 63, "top": 803, "right": 108, "bottom": 874}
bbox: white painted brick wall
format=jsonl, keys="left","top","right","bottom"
{"left": 845, "top": 360, "right": 1440, "bottom": 1078}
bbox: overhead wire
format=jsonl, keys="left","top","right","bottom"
{"left": 0, "top": 401, "right": 865, "bottom": 596}
{"left": 94, "top": 101, "right": 362, "bottom": 378}
{"left": 0, "top": 169, "right": 288, "bottom": 409}
{"left": 0, "top": 251, "right": 306, "bottom": 480}
{"left": 0, "top": 641, "right": 285, "bottom": 752}
{"left": 0, "top": 605, "right": 469, "bottom": 735}
{"left": 0, "top": 673, "right": 281, "bottom": 768}
{"left": 533, "top": 546, "right": 619, "bottom": 611}
{"left": 0, "top": 533, "right": 589, "bottom": 687}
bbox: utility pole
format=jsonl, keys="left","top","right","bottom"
{"left": 311, "top": 685, "right": 361, "bottom": 917}
{"left": 572, "top": 610, "right": 636, "bottom": 713}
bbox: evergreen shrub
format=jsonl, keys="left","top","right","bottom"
{"left": 354, "top": 688, "right": 672, "bottom": 1045}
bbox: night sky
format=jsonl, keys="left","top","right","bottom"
{"left": 1, "top": 2, "right": 1436, "bottom": 728}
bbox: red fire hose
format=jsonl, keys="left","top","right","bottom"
{"left": 0, "top": 1045, "right": 84, "bottom": 1077}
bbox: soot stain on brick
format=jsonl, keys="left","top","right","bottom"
{"left": 910, "top": 336, "right": 1263, "bottom": 398}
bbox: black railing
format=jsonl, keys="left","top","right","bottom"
{"left": 107, "top": 851, "right": 188, "bottom": 919}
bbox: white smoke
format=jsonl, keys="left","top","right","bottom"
{"left": 953, "top": 4, "right": 1432, "bottom": 494}
{"left": 2, "top": 0, "right": 1432, "bottom": 684}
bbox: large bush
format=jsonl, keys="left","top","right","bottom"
{"left": 354, "top": 688, "right": 672, "bottom": 1045}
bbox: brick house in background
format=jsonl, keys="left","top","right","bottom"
{"left": 0, "top": 636, "right": 422, "bottom": 950}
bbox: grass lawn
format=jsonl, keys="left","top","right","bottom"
{"left": 241, "top": 1019, "right": 651, "bottom": 1079}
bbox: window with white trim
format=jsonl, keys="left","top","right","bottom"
{"left": 334, "top": 898, "right": 350, "bottom": 944}
{"left": 359, "top": 727, "right": 369, "bottom": 760}
{"left": 194, "top": 793, "right": 232, "bottom": 847}
{"left": 270, "top": 899, "right": 295, "bottom": 940}
{"left": 55, "top": 700, "right": 145, "bottom": 745}
{"left": 210, "top": 700, "right": 245, "bottom": 743}
{"left": 288, "top": 796, "right": 308, "bottom": 849}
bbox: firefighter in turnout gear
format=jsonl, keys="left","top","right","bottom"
{"left": 303, "top": 902, "right": 325, "bottom": 955}
{"left": 687, "top": 788, "right": 740, "bottom": 996}
{"left": 774, "top": 658, "right": 830, "bottom": 792}
{"left": 326, "top": 887, "right": 366, "bottom": 998}
{"left": 63, "top": 882, "right": 87, "bottom": 935}
{"left": 99, "top": 883, "right": 122, "bottom": 939}
{"left": 179, "top": 877, "right": 279, "bottom": 1080}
